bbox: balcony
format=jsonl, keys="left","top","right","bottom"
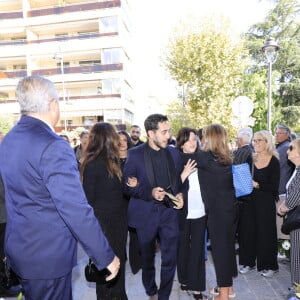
{"left": 0, "top": 1, "right": 121, "bottom": 20}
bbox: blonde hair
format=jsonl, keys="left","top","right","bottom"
{"left": 291, "top": 138, "right": 300, "bottom": 156}
{"left": 203, "top": 124, "right": 232, "bottom": 165}
{"left": 253, "top": 130, "right": 279, "bottom": 160}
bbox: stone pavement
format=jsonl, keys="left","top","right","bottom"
{"left": 7, "top": 244, "right": 292, "bottom": 300}
{"left": 73, "top": 244, "right": 291, "bottom": 300}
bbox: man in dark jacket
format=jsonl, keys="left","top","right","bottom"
{"left": 233, "top": 127, "right": 254, "bottom": 274}
{"left": 275, "top": 124, "right": 294, "bottom": 241}
{"left": 0, "top": 176, "right": 22, "bottom": 297}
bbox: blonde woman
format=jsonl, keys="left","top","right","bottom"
{"left": 238, "top": 130, "right": 280, "bottom": 278}
{"left": 185, "top": 124, "right": 237, "bottom": 300}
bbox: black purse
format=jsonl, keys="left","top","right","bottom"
{"left": 84, "top": 259, "right": 111, "bottom": 283}
{"left": 281, "top": 205, "right": 300, "bottom": 235}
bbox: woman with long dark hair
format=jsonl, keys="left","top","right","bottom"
{"left": 81, "top": 122, "right": 128, "bottom": 300}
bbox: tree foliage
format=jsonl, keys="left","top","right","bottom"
{"left": 244, "top": 0, "right": 300, "bottom": 131}
{"left": 163, "top": 0, "right": 300, "bottom": 136}
{"left": 163, "top": 19, "right": 249, "bottom": 138}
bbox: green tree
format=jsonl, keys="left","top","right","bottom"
{"left": 0, "top": 116, "right": 14, "bottom": 134}
{"left": 244, "top": 0, "right": 300, "bottom": 131}
{"left": 164, "top": 19, "right": 249, "bottom": 138}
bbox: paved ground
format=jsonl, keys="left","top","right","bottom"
{"left": 7, "top": 244, "right": 292, "bottom": 300}
{"left": 73, "top": 244, "right": 292, "bottom": 300}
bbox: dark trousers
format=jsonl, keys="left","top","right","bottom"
{"left": 136, "top": 204, "right": 179, "bottom": 300}
{"left": 128, "top": 227, "right": 142, "bottom": 274}
{"left": 20, "top": 272, "right": 72, "bottom": 300}
{"left": 177, "top": 216, "right": 207, "bottom": 291}
{"left": 238, "top": 197, "right": 278, "bottom": 271}
{"left": 0, "top": 223, "right": 5, "bottom": 275}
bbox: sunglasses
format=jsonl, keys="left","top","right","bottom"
{"left": 289, "top": 145, "right": 294, "bottom": 151}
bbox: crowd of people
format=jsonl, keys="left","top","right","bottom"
{"left": 0, "top": 75, "right": 299, "bottom": 300}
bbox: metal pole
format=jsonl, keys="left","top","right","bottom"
{"left": 267, "top": 61, "right": 272, "bottom": 131}
{"left": 59, "top": 55, "right": 67, "bottom": 131}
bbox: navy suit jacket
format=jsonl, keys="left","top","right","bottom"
{"left": 0, "top": 115, "right": 114, "bottom": 279}
{"left": 123, "top": 143, "right": 184, "bottom": 229}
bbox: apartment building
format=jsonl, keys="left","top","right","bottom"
{"left": 0, "top": 0, "right": 134, "bottom": 132}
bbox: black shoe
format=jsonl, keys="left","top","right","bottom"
{"left": 180, "top": 284, "right": 188, "bottom": 291}
{"left": 192, "top": 292, "right": 208, "bottom": 300}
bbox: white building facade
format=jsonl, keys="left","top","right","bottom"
{"left": 0, "top": 0, "right": 134, "bottom": 131}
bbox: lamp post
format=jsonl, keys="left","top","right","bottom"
{"left": 261, "top": 37, "right": 279, "bottom": 132}
{"left": 53, "top": 47, "right": 67, "bottom": 131}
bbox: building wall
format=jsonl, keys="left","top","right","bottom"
{"left": 0, "top": 0, "right": 134, "bottom": 132}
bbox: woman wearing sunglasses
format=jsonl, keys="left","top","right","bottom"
{"left": 278, "top": 139, "right": 300, "bottom": 292}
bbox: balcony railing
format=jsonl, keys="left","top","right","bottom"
{"left": 0, "top": 32, "right": 117, "bottom": 46}
{"left": 31, "top": 63, "right": 123, "bottom": 76}
{"left": 0, "top": 0, "right": 121, "bottom": 20}
{"left": 0, "top": 94, "right": 121, "bottom": 104}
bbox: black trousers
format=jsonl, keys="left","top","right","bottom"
{"left": 177, "top": 216, "right": 207, "bottom": 291}
{"left": 0, "top": 223, "right": 6, "bottom": 275}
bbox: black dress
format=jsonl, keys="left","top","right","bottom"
{"left": 238, "top": 156, "right": 279, "bottom": 272}
{"left": 83, "top": 159, "right": 128, "bottom": 300}
{"left": 194, "top": 151, "right": 238, "bottom": 287}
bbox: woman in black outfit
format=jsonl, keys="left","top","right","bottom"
{"left": 176, "top": 127, "right": 208, "bottom": 300}
{"left": 187, "top": 124, "right": 238, "bottom": 300}
{"left": 118, "top": 130, "right": 142, "bottom": 274}
{"left": 81, "top": 123, "right": 128, "bottom": 300}
{"left": 238, "top": 130, "right": 280, "bottom": 277}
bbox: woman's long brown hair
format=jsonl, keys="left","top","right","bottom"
{"left": 80, "top": 122, "right": 122, "bottom": 181}
{"left": 202, "top": 124, "right": 232, "bottom": 165}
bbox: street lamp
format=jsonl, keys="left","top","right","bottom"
{"left": 261, "top": 37, "right": 279, "bottom": 131}
{"left": 53, "top": 47, "right": 67, "bottom": 131}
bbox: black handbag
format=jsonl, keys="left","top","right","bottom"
{"left": 281, "top": 205, "right": 300, "bottom": 235}
{"left": 84, "top": 259, "right": 111, "bottom": 283}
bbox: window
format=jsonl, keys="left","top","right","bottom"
{"left": 102, "top": 78, "right": 121, "bottom": 94}
{"left": 102, "top": 48, "right": 121, "bottom": 64}
{"left": 100, "top": 16, "right": 118, "bottom": 33}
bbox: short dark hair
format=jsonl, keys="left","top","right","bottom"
{"left": 176, "top": 127, "right": 200, "bottom": 152}
{"left": 144, "top": 114, "right": 168, "bottom": 134}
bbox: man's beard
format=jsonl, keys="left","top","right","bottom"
{"left": 131, "top": 136, "right": 139, "bottom": 142}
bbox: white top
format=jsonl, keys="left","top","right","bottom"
{"left": 186, "top": 171, "right": 206, "bottom": 219}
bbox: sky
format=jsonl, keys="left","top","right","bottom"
{"left": 129, "top": 0, "right": 274, "bottom": 125}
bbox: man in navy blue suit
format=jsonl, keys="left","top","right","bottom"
{"left": 0, "top": 75, "right": 120, "bottom": 300}
{"left": 123, "top": 114, "right": 184, "bottom": 300}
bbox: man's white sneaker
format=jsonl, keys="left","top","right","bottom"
{"left": 261, "top": 269, "right": 278, "bottom": 277}
{"left": 239, "top": 265, "right": 255, "bottom": 274}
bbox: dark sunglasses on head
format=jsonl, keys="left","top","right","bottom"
{"left": 289, "top": 145, "right": 294, "bottom": 151}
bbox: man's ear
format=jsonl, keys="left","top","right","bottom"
{"left": 49, "top": 99, "right": 57, "bottom": 113}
